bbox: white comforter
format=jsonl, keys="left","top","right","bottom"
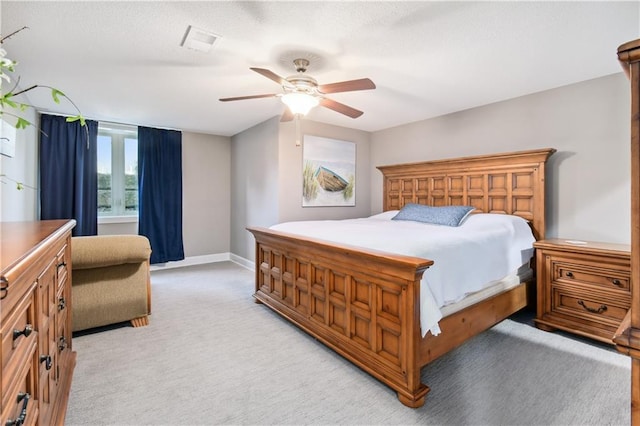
{"left": 271, "top": 212, "right": 535, "bottom": 337}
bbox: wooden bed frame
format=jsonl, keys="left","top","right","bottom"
{"left": 247, "top": 148, "right": 555, "bottom": 408}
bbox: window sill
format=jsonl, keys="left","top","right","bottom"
{"left": 98, "top": 215, "right": 138, "bottom": 224}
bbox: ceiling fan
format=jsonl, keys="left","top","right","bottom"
{"left": 219, "top": 58, "right": 376, "bottom": 121}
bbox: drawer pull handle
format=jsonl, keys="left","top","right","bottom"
{"left": 577, "top": 300, "right": 607, "bottom": 314}
{"left": 6, "top": 392, "right": 30, "bottom": 426}
{"left": 565, "top": 271, "right": 574, "bottom": 278}
{"left": 612, "top": 279, "right": 622, "bottom": 286}
{"left": 58, "top": 297, "right": 66, "bottom": 311}
{"left": 12, "top": 324, "right": 33, "bottom": 342}
{"left": 57, "top": 261, "right": 66, "bottom": 269}
{"left": 58, "top": 336, "right": 67, "bottom": 351}
{"left": 0, "top": 277, "right": 7, "bottom": 300}
{"left": 40, "top": 354, "right": 52, "bottom": 370}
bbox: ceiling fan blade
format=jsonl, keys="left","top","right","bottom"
{"left": 250, "top": 67, "right": 290, "bottom": 86}
{"left": 219, "top": 94, "right": 278, "bottom": 102}
{"left": 317, "top": 78, "right": 376, "bottom": 94}
{"left": 280, "top": 107, "right": 294, "bottom": 122}
{"left": 320, "top": 98, "right": 364, "bottom": 119}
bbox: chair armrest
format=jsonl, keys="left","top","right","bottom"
{"left": 72, "top": 235, "right": 151, "bottom": 269}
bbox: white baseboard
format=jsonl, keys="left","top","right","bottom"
{"left": 229, "top": 253, "right": 254, "bottom": 271}
{"left": 150, "top": 252, "right": 254, "bottom": 272}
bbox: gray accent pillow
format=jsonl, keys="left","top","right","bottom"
{"left": 391, "top": 204, "right": 474, "bottom": 226}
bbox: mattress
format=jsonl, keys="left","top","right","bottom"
{"left": 440, "top": 263, "right": 533, "bottom": 317}
{"left": 271, "top": 211, "right": 536, "bottom": 337}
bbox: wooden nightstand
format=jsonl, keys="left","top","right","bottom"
{"left": 534, "top": 239, "right": 631, "bottom": 344}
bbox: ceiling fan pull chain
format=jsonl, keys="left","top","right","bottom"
{"left": 295, "top": 116, "right": 301, "bottom": 147}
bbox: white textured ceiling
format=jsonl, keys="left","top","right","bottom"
{"left": 1, "top": 1, "right": 639, "bottom": 136}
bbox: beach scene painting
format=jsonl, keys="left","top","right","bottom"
{"left": 302, "top": 135, "right": 355, "bottom": 207}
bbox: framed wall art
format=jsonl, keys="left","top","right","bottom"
{"left": 302, "top": 135, "right": 355, "bottom": 207}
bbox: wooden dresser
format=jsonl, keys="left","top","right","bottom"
{"left": 1, "top": 220, "right": 76, "bottom": 425}
{"left": 614, "top": 37, "right": 640, "bottom": 423}
{"left": 534, "top": 238, "right": 631, "bottom": 344}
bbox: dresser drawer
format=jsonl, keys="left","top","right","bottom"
{"left": 0, "top": 342, "right": 38, "bottom": 425}
{"left": 551, "top": 285, "right": 629, "bottom": 326}
{"left": 37, "top": 317, "right": 57, "bottom": 424}
{"left": 1, "top": 344, "right": 38, "bottom": 426}
{"left": 1, "top": 287, "right": 37, "bottom": 377}
{"left": 0, "top": 277, "right": 34, "bottom": 327}
{"left": 56, "top": 290, "right": 70, "bottom": 372}
{"left": 37, "top": 259, "right": 57, "bottom": 320}
{"left": 552, "top": 260, "right": 630, "bottom": 292}
{"left": 56, "top": 245, "right": 69, "bottom": 291}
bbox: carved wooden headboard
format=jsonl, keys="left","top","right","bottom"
{"left": 376, "top": 148, "right": 556, "bottom": 240}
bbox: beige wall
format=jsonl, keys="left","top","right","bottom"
{"left": 277, "top": 119, "right": 371, "bottom": 223}
{"left": 371, "top": 73, "right": 630, "bottom": 244}
{"left": 230, "top": 116, "right": 373, "bottom": 262}
{"left": 100, "top": 131, "right": 231, "bottom": 257}
{"left": 230, "top": 117, "right": 280, "bottom": 260}
{"left": 181, "top": 131, "right": 231, "bottom": 256}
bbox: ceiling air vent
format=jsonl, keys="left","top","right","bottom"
{"left": 181, "top": 25, "right": 220, "bottom": 53}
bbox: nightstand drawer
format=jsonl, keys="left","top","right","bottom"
{"left": 552, "top": 261, "right": 630, "bottom": 292}
{"left": 534, "top": 239, "right": 631, "bottom": 344}
{"left": 552, "top": 286, "right": 629, "bottom": 325}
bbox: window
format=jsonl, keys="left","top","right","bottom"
{"left": 97, "top": 123, "right": 138, "bottom": 218}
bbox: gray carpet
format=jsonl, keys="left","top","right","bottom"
{"left": 66, "top": 262, "right": 630, "bottom": 425}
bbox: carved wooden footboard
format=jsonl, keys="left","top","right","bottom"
{"left": 248, "top": 148, "right": 555, "bottom": 408}
{"left": 248, "top": 227, "right": 434, "bottom": 406}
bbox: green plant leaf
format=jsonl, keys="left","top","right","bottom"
{"left": 1, "top": 95, "right": 17, "bottom": 109}
{"left": 15, "top": 117, "right": 31, "bottom": 129}
{"left": 51, "top": 88, "right": 65, "bottom": 104}
{"left": 0, "top": 60, "right": 16, "bottom": 73}
{"left": 65, "top": 115, "right": 87, "bottom": 127}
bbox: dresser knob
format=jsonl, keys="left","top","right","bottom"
{"left": 565, "top": 271, "right": 574, "bottom": 278}
{"left": 58, "top": 297, "right": 66, "bottom": 311}
{"left": 12, "top": 324, "right": 33, "bottom": 342}
{"left": 39, "top": 354, "right": 52, "bottom": 370}
{"left": 612, "top": 279, "right": 622, "bottom": 286}
{"left": 58, "top": 336, "right": 67, "bottom": 351}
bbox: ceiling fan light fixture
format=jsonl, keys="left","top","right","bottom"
{"left": 220, "top": 60, "right": 374, "bottom": 120}
{"left": 281, "top": 93, "right": 319, "bottom": 116}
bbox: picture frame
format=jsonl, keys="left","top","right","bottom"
{"left": 302, "top": 135, "right": 355, "bottom": 207}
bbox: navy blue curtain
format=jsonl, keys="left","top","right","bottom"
{"left": 138, "top": 126, "right": 184, "bottom": 264}
{"left": 40, "top": 114, "right": 98, "bottom": 236}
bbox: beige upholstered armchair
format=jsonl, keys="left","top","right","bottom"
{"left": 71, "top": 235, "right": 152, "bottom": 332}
